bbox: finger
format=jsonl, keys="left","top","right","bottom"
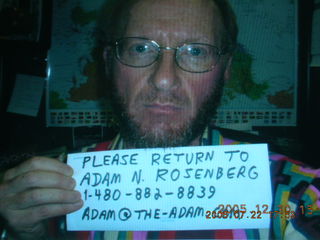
{"left": 4, "top": 157, "right": 73, "bottom": 181}
{"left": 13, "top": 189, "right": 82, "bottom": 209}
{"left": 7, "top": 201, "right": 83, "bottom": 229}
{"left": 9, "top": 171, "right": 76, "bottom": 194}
{"left": 33, "top": 201, "right": 84, "bottom": 221}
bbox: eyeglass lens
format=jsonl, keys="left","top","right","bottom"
{"left": 116, "top": 38, "right": 220, "bottom": 73}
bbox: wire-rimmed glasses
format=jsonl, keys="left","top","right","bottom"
{"left": 114, "top": 37, "right": 225, "bottom": 73}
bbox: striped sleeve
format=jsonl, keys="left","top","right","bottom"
{"left": 269, "top": 152, "right": 320, "bottom": 239}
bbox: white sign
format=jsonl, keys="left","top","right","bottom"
{"left": 67, "top": 144, "right": 272, "bottom": 231}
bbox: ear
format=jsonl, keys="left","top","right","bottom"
{"left": 223, "top": 56, "right": 233, "bottom": 83}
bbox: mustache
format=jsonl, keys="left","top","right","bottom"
{"left": 134, "top": 88, "right": 191, "bottom": 107}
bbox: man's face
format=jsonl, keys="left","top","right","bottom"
{"left": 110, "top": 0, "right": 232, "bottom": 148}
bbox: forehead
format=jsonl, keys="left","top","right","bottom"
{"left": 124, "top": 0, "right": 224, "bottom": 44}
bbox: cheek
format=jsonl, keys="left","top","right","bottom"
{"left": 113, "top": 64, "right": 144, "bottom": 104}
{"left": 187, "top": 72, "right": 219, "bottom": 113}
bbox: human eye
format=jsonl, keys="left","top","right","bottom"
{"left": 130, "top": 43, "right": 148, "bottom": 54}
{"left": 185, "top": 45, "right": 209, "bottom": 58}
{"left": 127, "top": 41, "right": 156, "bottom": 56}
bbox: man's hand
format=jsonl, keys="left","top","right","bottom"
{"left": 0, "top": 157, "right": 83, "bottom": 239}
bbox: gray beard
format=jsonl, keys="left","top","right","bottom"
{"left": 112, "top": 79, "right": 225, "bottom": 148}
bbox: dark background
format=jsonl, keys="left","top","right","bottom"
{"left": 0, "top": 0, "right": 319, "bottom": 169}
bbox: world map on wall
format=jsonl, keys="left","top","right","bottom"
{"left": 47, "top": 0, "right": 297, "bottom": 127}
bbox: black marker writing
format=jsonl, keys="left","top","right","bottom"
{"left": 225, "top": 150, "right": 249, "bottom": 162}
{"left": 151, "top": 151, "right": 214, "bottom": 166}
{"left": 80, "top": 172, "right": 121, "bottom": 187}
{"left": 82, "top": 207, "right": 116, "bottom": 221}
{"left": 168, "top": 206, "right": 204, "bottom": 218}
{"left": 82, "top": 153, "right": 139, "bottom": 169}
{"left": 131, "top": 169, "right": 143, "bottom": 184}
{"left": 155, "top": 166, "right": 258, "bottom": 182}
{"left": 135, "top": 209, "right": 161, "bottom": 220}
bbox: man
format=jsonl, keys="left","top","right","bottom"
{"left": 101, "top": 0, "right": 235, "bottom": 150}
{"left": 0, "top": 0, "right": 319, "bottom": 239}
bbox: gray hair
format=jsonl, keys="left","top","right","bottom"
{"left": 96, "top": 0, "right": 238, "bottom": 52}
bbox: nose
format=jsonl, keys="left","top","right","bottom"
{"left": 150, "top": 50, "right": 179, "bottom": 91}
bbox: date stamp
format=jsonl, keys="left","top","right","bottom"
{"left": 206, "top": 204, "right": 316, "bottom": 220}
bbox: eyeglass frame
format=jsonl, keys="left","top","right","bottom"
{"left": 113, "top": 37, "right": 227, "bottom": 73}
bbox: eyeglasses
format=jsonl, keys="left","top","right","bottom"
{"left": 114, "top": 37, "right": 225, "bottom": 73}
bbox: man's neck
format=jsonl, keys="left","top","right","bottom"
{"left": 190, "top": 135, "right": 201, "bottom": 146}
{"left": 123, "top": 135, "right": 202, "bottom": 149}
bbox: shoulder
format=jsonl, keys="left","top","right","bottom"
{"left": 273, "top": 160, "right": 319, "bottom": 239}
{"left": 79, "top": 141, "right": 113, "bottom": 153}
{"left": 268, "top": 153, "right": 320, "bottom": 239}
{"left": 78, "top": 134, "right": 122, "bottom": 153}
{"left": 215, "top": 128, "right": 320, "bottom": 238}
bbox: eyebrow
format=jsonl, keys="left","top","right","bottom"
{"left": 122, "top": 35, "right": 216, "bottom": 47}
{"left": 181, "top": 37, "right": 212, "bottom": 44}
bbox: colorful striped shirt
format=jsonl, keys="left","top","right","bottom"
{"left": 63, "top": 129, "right": 320, "bottom": 240}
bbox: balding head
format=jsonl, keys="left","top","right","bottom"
{"left": 97, "top": 0, "right": 238, "bottom": 52}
